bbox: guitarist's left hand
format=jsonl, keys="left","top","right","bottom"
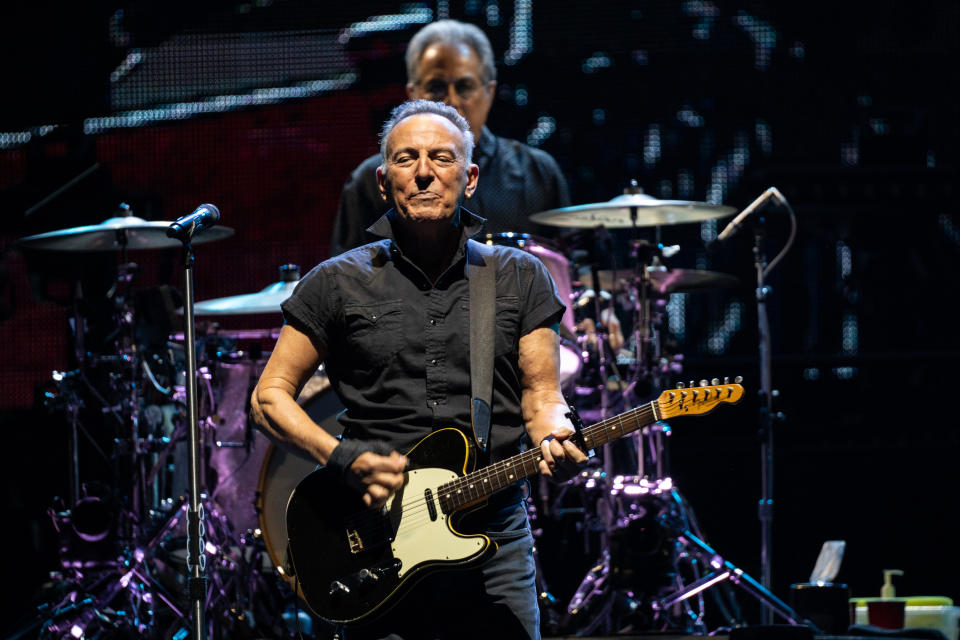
{"left": 519, "top": 327, "right": 589, "bottom": 482}
{"left": 538, "top": 426, "right": 589, "bottom": 482}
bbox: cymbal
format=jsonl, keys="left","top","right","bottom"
{"left": 530, "top": 193, "right": 736, "bottom": 228}
{"left": 578, "top": 266, "right": 741, "bottom": 294}
{"left": 17, "top": 215, "right": 234, "bottom": 252}
{"left": 193, "top": 280, "right": 298, "bottom": 316}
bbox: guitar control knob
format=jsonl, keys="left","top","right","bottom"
{"left": 358, "top": 568, "right": 379, "bottom": 585}
{"left": 329, "top": 580, "right": 350, "bottom": 597}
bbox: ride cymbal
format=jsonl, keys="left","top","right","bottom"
{"left": 530, "top": 193, "right": 736, "bottom": 229}
{"left": 579, "top": 266, "right": 741, "bottom": 294}
{"left": 18, "top": 215, "right": 234, "bottom": 252}
{"left": 192, "top": 280, "right": 298, "bottom": 316}
{"left": 192, "top": 265, "right": 301, "bottom": 316}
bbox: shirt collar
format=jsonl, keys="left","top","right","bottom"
{"left": 367, "top": 207, "right": 486, "bottom": 250}
{"left": 473, "top": 125, "right": 496, "bottom": 166}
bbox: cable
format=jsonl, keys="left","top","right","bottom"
{"left": 763, "top": 194, "right": 798, "bottom": 278}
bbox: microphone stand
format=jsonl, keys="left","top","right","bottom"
{"left": 754, "top": 218, "right": 775, "bottom": 625}
{"left": 752, "top": 193, "right": 799, "bottom": 624}
{"left": 176, "top": 238, "right": 208, "bottom": 640}
{"left": 712, "top": 186, "right": 797, "bottom": 626}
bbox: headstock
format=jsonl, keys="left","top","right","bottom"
{"left": 657, "top": 376, "right": 744, "bottom": 419}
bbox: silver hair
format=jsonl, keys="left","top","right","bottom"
{"left": 379, "top": 99, "right": 475, "bottom": 166}
{"left": 405, "top": 19, "right": 497, "bottom": 85}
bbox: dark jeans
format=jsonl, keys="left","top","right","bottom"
{"left": 343, "top": 498, "right": 540, "bottom": 640}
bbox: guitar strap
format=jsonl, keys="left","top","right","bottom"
{"left": 466, "top": 238, "right": 495, "bottom": 454}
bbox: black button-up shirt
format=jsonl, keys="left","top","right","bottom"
{"left": 283, "top": 208, "right": 566, "bottom": 464}
{"left": 330, "top": 126, "right": 571, "bottom": 256}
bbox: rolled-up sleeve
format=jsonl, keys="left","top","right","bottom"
{"left": 517, "top": 255, "right": 566, "bottom": 337}
{"left": 281, "top": 264, "right": 338, "bottom": 349}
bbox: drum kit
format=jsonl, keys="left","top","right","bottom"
{"left": 15, "top": 187, "right": 790, "bottom": 639}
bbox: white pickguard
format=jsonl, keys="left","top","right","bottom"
{"left": 388, "top": 467, "right": 487, "bottom": 579}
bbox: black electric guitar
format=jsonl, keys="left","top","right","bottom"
{"left": 285, "top": 380, "right": 744, "bottom": 624}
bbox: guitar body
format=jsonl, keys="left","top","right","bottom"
{"left": 286, "top": 428, "right": 495, "bottom": 624}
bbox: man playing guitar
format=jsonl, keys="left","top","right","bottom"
{"left": 251, "top": 99, "right": 588, "bottom": 639}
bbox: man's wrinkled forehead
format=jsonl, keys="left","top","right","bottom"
{"left": 417, "top": 42, "right": 480, "bottom": 78}
{"left": 384, "top": 113, "right": 468, "bottom": 159}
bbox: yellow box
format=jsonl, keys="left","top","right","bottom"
{"left": 850, "top": 597, "right": 958, "bottom": 640}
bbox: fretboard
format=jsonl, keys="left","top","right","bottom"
{"left": 436, "top": 400, "right": 659, "bottom": 514}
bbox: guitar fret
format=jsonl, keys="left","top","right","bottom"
{"left": 525, "top": 450, "right": 538, "bottom": 476}
{"left": 496, "top": 459, "right": 508, "bottom": 490}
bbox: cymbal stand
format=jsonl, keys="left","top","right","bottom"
{"left": 563, "top": 229, "right": 655, "bottom": 635}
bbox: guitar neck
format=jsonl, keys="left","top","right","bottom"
{"left": 436, "top": 401, "right": 658, "bottom": 514}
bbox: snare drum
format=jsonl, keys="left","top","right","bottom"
{"left": 482, "top": 233, "right": 582, "bottom": 388}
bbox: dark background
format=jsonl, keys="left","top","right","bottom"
{"left": 1, "top": 0, "right": 958, "bottom": 634}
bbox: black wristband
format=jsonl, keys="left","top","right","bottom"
{"left": 539, "top": 434, "right": 556, "bottom": 447}
{"left": 326, "top": 439, "right": 392, "bottom": 478}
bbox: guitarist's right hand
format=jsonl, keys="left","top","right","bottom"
{"left": 326, "top": 439, "right": 407, "bottom": 508}
{"left": 346, "top": 450, "right": 408, "bottom": 508}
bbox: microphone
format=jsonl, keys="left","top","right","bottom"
{"left": 707, "top": 187, "right": 782, "bottom": 251}
{"left": 166, "top": 203, "right": 221, "bottom": 242}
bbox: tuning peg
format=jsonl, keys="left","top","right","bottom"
{"left": 688, "top": 380, "right": 695, "bottom": 389}
{"left": 734, "top": 375, "right": 743, "bottom": 384}
{"left": 677, "top": 382, "right": 685, "bottom": 389}
{"left": 699, "top": 379, "right": 708, "bottom": 387}
{"left": 692, "top": 389, "right": 699, "bottom": 399}
{"left": 723, "top": 376, "right": 729, "bottom": 384}
{"left": 711, "top": 378, "right": 719, "bottom": 385}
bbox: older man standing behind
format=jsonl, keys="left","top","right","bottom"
{"left": 331, "top": 19, "right": 571, "bottom": 255}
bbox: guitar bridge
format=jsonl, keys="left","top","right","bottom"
{"left": 346, "top": 528, "right": 364, "bottom": 554}
{"left": 344, "top": 506, "right": 393, "bottom": 554}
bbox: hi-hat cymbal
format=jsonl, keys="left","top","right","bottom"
{"left": 17, "top": 215, "right": 234, "bottom": 252}
{"left": 193, "top": 280, "right": 299, "bottom": 316}
{"left": 578, "top": 266, "right": 741, "bottom": 294}
{"left": 530, "top": 193, "right": 736, "bottom": 228}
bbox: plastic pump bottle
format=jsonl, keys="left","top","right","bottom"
{"left": 881, "top": 569, "right": 904, "bottom": 598}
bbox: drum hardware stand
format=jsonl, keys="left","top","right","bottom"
{"left": 649, "top": 526, "right": 805, "bottom": 630}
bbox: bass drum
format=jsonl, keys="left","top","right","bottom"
{"left": 482, "top": 233, "right": 582, "bottom": 390}
{"left": 256, "top": 369, "right": 345, "bottom": 583}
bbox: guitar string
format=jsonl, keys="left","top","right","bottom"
{"left": 341, "top": 404, "right": 660, "bottom": 533}
{"left": 340, "top": 410, "right": 651, "bottom": 537}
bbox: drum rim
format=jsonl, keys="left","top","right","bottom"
{"left": 481, "top": 231, "right": 561, "bottom": 250}
{"left": 255, "top": 442, "right": 291, "bottom": 580}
